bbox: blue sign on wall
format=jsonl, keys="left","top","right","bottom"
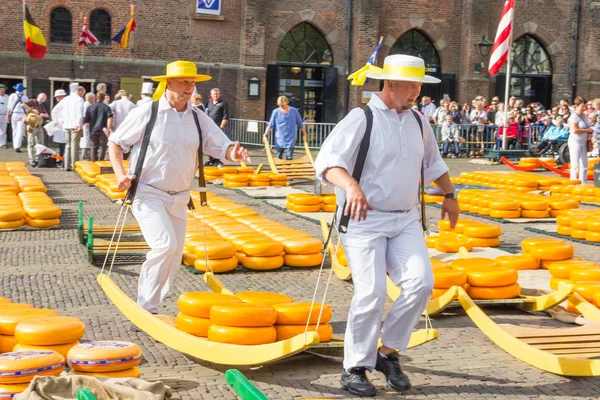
{"left": 196, "top": 0, "right": 221, "bottom": 15}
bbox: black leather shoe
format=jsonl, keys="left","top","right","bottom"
{"left": 340, "top": 367, "right": 376, "bottom": 397}
{"left": 204, "top": 160, "right": 214, "bottom": 166}
{"left": 375, "top": 351, "right": 411, "bottom": 392}
{"left": 15, "top": 148, "right": 21, "bottom": 153}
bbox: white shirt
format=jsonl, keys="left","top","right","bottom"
{"left": 59, "top": 93, "right": 84, "bottom": 129}
{"left": 136, "top": 97, "right": 152, "bottom": 107}
{"left": 315, "top": 93, "right": 448, "bottom": 212}
{"left": 0, "top": 94, "right": 9, "bottom": 116}
{"left": 51, "top": 101, "right": 67, "bottom": 144}
{"left": 421, "top": 103, "right": 436, "bottom": 121}
{"left": 83, "top": 101, "right": 93, "bottom": 135}
{"left": 7, "top": 93, "right": 29, "bottom": 117}
{"left": 112, "top": 98, "right": 137, "bottom": 130}
{"left": 109, "top": 95, "right": 235, "bottom": 193}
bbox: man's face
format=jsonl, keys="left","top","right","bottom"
{"left": 388, "top": 81, "right": 422, "bottom": 110}
{"left": 559, "top": 100, "right": 566, "bottom": 107}
{"left": 211, "top": 90, "right": 220, "bottom": 101}
{"left": 167, "top": 78, "right": 196, "bottom": 103}
{"left": 423, "top": 96, "right": 430, "bottom": 105}
{"left": 0, "top": 88, "right": 6, "bottom": 96}
{"left": 595, "top": 102, "right": 600, "bottom": 111}
{"left": 37, "top": 94, "right": 47, "bottom": 103}
{"left": 55, "top": 96, "right": 65, "bottom": 102}
{"left": 88, "top": 96, "right": 95, "bottom": 104}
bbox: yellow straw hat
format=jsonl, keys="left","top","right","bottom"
{"left": 151, "top": 60, "right": 212, "bottom": 82}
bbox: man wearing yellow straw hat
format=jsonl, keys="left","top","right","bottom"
{"left": 108, "top": 60, "right": 250, "bottom": 315}
{"left": 315, "top": 54, "right": 458, "bottom": 396}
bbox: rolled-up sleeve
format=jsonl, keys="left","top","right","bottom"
{"left": 421, "top": 114, "right": 449, "bottom": 186}
{"left": 108, "top": 104, "right": 150, "bottom": 153}
{"left": 196, "top": 109, "right": 235, "bottom": 162}
{"left": 314, "top": 107, "right": 366, "bottom": 185}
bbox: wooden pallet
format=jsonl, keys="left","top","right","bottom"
{"left": 263, "top": 138, "right": 315, "bottom": 180}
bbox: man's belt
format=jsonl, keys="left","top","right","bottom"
{"left": 147, "top": 184, "right": 189, "bottom": 196}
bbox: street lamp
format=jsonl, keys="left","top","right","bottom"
{"left": 474, "top": 35, "right": 493, "bottom": 72}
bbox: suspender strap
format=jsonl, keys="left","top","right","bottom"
{"left": 191, "top": 110, "right": 208, "bottom": 208}
{"left": 125, "top": 100, "right": 159, "bottom": 205}
{"left": 338, "top": 105, "right": 373, "bottom": 234}
{"left": 409, "top": 109, "right": 428, "bottom": 233}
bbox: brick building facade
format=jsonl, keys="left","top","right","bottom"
{"left": 1, "top": 0, "right": 598, "bottom": 123}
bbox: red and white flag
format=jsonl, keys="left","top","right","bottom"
{"left": 78, "top": 19, "right": 99, "bottom": 46}
{"left": 488, "top": 0, "right": 515, "bottom": 76}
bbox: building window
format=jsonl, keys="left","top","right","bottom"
{"left": 390, "top": 29, "right": 440, "bottom": 73}
{"left": 508, "top": 35, "right": 552, "bottom": 75}
{"left": 277, "top": 23, "right": 332, "bottom": 65}
{"left": 90, "top": 9, "right": 112, "bottom": 46}
{"left": 50, "top": 7, "right": 72, "bottom": 44}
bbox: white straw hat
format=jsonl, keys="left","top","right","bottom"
{"left": 141, "top": 82, "right": 153, "bottom": 95}
{"left": 364, "top": 54, "right": 440, "bottom": 83}
{"left": 54, "top": 89, "right": 67, "bottom": 97}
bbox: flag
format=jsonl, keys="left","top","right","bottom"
{"left": 78, "top": 19, "right": 99, "bottom": 46}
{"left": 23, "top": 5, "right": 47, "bottom": 60}
{"left": 112, "top": 5, "right": 136, "bottom": 48}
{"left": 488, "top": 0, "right": 515, "bottom": 76}
{"left": 347, "top": 36, "right": 384, "bottom": 86}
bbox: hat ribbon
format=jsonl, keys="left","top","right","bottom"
{"left": 347, "top": 63, "right": 426, "bottom": 86}
{"left": 152, "top": 81, "right": 167, "bottom": 100}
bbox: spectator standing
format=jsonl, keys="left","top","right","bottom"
{"left": 96, "top": 83, "right": 107, "bottom": 95}
{"left": 111, "top": 91, "right": 136, "bottom": 131}
{"left": 0, "top": 84, "right": 8, "bottom": 149}
{"left": 58, "top": 83, "right": 85, "bottom": 171}
{"left": 441, "top": 115, "right": 460, "bottom": 158}
{"left": 433, "top": 100, "right": 449, "bottom": 125}
{"left": 22, "top": 100, "right": 44, "bottom": 166}
{"left": 508, "top": 96, "right": 517, "bottom": 110}
{"left": 51, "top": 89, "right": 67, "bottom": 168}
{"left": 6, "top": 83, "right": 29, "bottom": 153}
{"left": 191, "top": 94, "right": 205, "bottom": 112}
{"left": 84, "top": 92, "right": 113, "bottom": 162}
{"left": 495, "top": 103, "right": 506, "bottom": 127}
{"left": 205, "top": 88, "right": 229, "bottom": 166}
{"left": 263, "top": 96, "right": 307, "bottom": 160}
{"left": 448, "top": 102, "right": 461, "bottom": 124}
{"left": 589, "top": 113, "right": 599, "bottom": 157}
{"left": 80, "top": 93, "right": 95, "bottom": 161}
{"left": 421, "top": 96, "right": 436, "bottom": 123}
{"left": 137, "top": 83, "right": 153, "bottom": 106}
{"left": 568, "top": 97, "right": 594, "bottom": 184}
{"left": 468, "top": 100, "right": 488, "bottom": 157}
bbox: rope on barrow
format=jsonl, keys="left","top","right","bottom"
{"left": 100, "top": 201, "right": 129, "bottom": 277}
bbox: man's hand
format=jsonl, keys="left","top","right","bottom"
{"left": 441, "top": 197, "right": 460, "bottom": 229}
{"left": 344, "top": 181, "right": 373, "bottom": 222}
{"left": 229, "top": 141, "right": 251, "bottom": 163}
{"left": 6, "top": 115, "right": 10, "bottom": 124}
{"left": 117, "top": 174, "right": 136, "bottom": 191}
{"left": 75, "top": 125, "right": 81, "bottom": 132}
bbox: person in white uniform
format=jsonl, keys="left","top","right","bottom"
{"left": 59, "top": 82, "right": 84, "bottom": 171}
{"left": 0, "top": 84, "right": 9, "bottom": 149}
{"left": 51, "top": 90, "right": 68, "bottom": 167}
{"left": 111, "top": 91, "right": 136, "bottom": 131}
{"left": 315, "top": 54, "right": 459, "bottom": 396}
{"left": 568, "top": 96, "right": 594, "bottom": 184}
{"left": 6, "top": 83, "right": 29, "bottom": 152}
{"left": 136, "top": 82, "right": 153, "bottom": 106}
{"left": 108, "top": 60, "right": 250, "bottom": 315}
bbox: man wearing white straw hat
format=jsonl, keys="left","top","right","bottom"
{"left": 315, "top": 54, "right": 459, "bottom": 396}
{"left": 108, "top": 60, "right": 250, "bottom": 315}
{"left": 137, "top": 82, "right": 154, "bottom": 106}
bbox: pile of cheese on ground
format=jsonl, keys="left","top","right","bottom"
{"left": 285, "top": 194, "right": 336, "bottom": 213}
{"left": 550, "top": 184, "right": 600, "bottom": 204}
{"left": 555, "top": 209, "right": 600, "bottom": 243}
{"left": 427, "top": 219, "right": 503, "bottom": 252}
{"left": 74, "top": 160, "right": 130, "bottom": 200}
{"left": 453, "top": 171, "right": 577, "bottom": 192}
{"left": 205, "top": 166, "right": 289, "bottom": 187}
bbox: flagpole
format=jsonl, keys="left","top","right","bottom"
{"left": 129, "top": 3, "right": 134, "bottom": 55}
{"left": 80, "top": 18, "right": 85, "bottom": 68}
{"left": 502, "top": 1, "right": 515, "bottom": 151}
{"left": 23, "top": 0, "right": 27, "bottom": 82}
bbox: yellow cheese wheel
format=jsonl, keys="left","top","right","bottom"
{"left": 548, "top": 199, "right": 579, "bottom": 210}
{"left": 587, "top": 220, "right": 600, "bottom": 233}
{"left": 241, "top": 241, "right": 284, "bottom": 257}
{"left": 0, "top": 350, "right": 64, "bottom": 384}
{"left": 269, "top": 174, "right": 288, "bottom": 182}
{"left": 0, "top": 219, "right": 25, "bottom": 230}
{"left": 462, "top": 225, "right": 502, "bottom": 238}
{"left": 26, "top": 218, "right": 60, "bottom": 228}
{"left": 320, "top": 195, "right": 336, "bottom": 205}
{"left": 0, "top": 299, "right": 11, "bottom": 304}
{"left": 450, "top": 258, "right": 497, "bottom": 271}
{"left": 14, "top": 316, "right": 85, "bottom": 345}
{"left": 434, "top": 239, "right": 473, "bottom": 253}
{"left": 273, "top": 303, "right": 332, "bottom": 325}
{"left": 286, "top": 194, "right": 321, "bottom": 205}
{"left": 595, "top": 292, "right": 600, "bottom": 307}
{"left": 549, "top": 210, "right": 562, "bottom": 218}
{"left": 67, "top": 341, "right": 142, "bottom": 372}
{"left": 466, "top": 237, "right": 501, "bottom": 247}
{"left": 177, "top": 292, "right": 241, "bottom": 318}
{"left": 70, "top": 367, "right": 140, "bottom": 378}
{"left": 249, "top": 174, "right": 272, "bottom": 183}
{"left": 210, "top": 303, "right": 277, "bottom": 327}
{"left": 322, "top": 204, "right": 336, "bottom": 212}
{"left": 467, "top": 283, "right": 521, "bottom": 300}
{"left": 570, "top": 228, "right": 587, "bottom": 239}
{"left": 425, "top": 236, "right": 440, "bottom": 249}
{"left": 182, "top": 251, "right": 198, "bottom": 266}
{"left": 194, "top": 241, "right": 236, "bottom": 259}
{"left": 548, "top": 261, "right": 598, "bottom": 279}
{"left": 557, "top": 226, "right": 571, "bottom": 236}
{"left": 249, "top": 182, "right": 270, "bottom": 187}
{"left": 286, "top": 203, "right": 321, "bottom": 213}
{"left": 570, "top": 268, "right": 600, "bottom": 282}
{"left": 0, "top": 209, "right": 25, "bottom": 221}
{"left": 433, "top": 269, "right": 467, "bottom": 289}
{"left": 453, "top": 220, "right": 482, "bottom": 234}
{"left": 488, "top": 200, "right": 519, "bottom": 211}
{"left": 24, "top": 205, "right": 61, "bottom": 219}
{"left": 274, "top": 324, "right": 332, "bottom": 342}
{"left": 478, "top": 207, "right": 490, "bottom": 216}
{"left": 175, "top": 313, "right": 211, "bottom": 337}
{"left": 489, "top": 210, "right": 520, "bottom": 219}
{"left": 13, "top": 342, "right": 79, "bottom": 359}
{"left": 437, "top": 220, "right": 454, "bottom": 231}
{"left": 520, "top": 210, "right": 549, "bottom": 219}
{"left": 194, "top": 256, "right": 238, "bottom": 273}
{"left": 223, "top": 181, "right": 248, "bottom": 188}
{"left": 284, "top": 253, "right": 323, "bottom": 267}
{"left": 282, "top": 238, "right": 323, "bottom": 255}
{"left": 223, "top": 174, "right": 250, "bottom": 182}
{"left": 208, "top": 325, "right": 276, "bottom": 345}
{"left": 585, "top": 231, "right": 600, "bottom": 242}
{"left": 521, "top": 238, "right": 563, "bottom": 253}
{"left": 464, "top": 267, "right": 518, "bottom": 287}
{"left": 0, "top": 309, "right": 59, "bottom": 336}
{"left": 430, "top": 259, "right": 449, "bottom": 268}
{"left": 270, "top": 181, "right": 287, "bottom": 187}
{"left": 0, "top": 304, "right": 33, "bottom": 312}
{"left": 550, "top": 278, "right": 573, "bottom": 291}
{"left": 519, "top": 200, "right": 549, "bottom": 211}
{"left": 0, "top": 336, "right": 17, "bottom": 354}
{"left": 0, "top": 383, "right": 28, "bottom": 397}
{"left": 494, "top": 255, "right": 539, "bottom": 270}
{"left": 241, "top": 255, "right": 284, "bottom": 270}
{"left": 235, "top": 292, "right": 294, "bottom": 306}
{"left": 527, "top": 242, "right": 574, "bottom": 261}
{"left": 572, "top": 282, "right": 600, "bottom": 302}
{"left": 438, "top": 230, "right": 461, "bottom": 240}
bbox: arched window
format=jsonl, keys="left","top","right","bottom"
{"left": 50, "top": 7, "right": 72, "bottom": 44}
{"left": 390, "top": 29, "right": 440, "bottom": 73}
{"left": 507, "top": 35, "right": 552, "bottom": 75}
{"left": 90, "top": 9, "right": 112, "bottom": 46}
{"left": 277, "top": 23, "right": 332, "bottom": 65}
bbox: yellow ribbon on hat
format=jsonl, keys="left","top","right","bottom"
{"left": 347, "top": 63, "right": 426, "bottom": 86}
{"left": 152, "top": 81, "right": 167, "bottom": 100}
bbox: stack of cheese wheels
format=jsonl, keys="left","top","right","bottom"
{"left": 19, "top": 192, "right": 61, "bottom": 228}
{"left": 272, "top": 302, "right": 332, "bottom": 342}
{"left": 518, "top": 157, "right": 542, "bottom": 169}
{"left": 286, "top": 194, "right": 322, "bottom": 213}
{"left": 0, "top": 307, "right": 59, "bottom": 343}
{"left": 494, "top": 254, "right": 539, "bottom": 270}
{"left": 551, "top": 182, "right": 600, "bottom": 204}
{"left": 209, "top": 302, "right": 278, "bottom": 345}
{"left": 269, "top": 174, "right": 288, "bottom": 187}
{"left": 13, "top": 175, "right": 46, "bottom": 193}
{"left": 249, "top": 174, "right": 271, "bottom": 187}
{"left": 555, "top": 209, "right": 600, "bottom": 242}
{"left": 449, "top": 258, "right": 520, "bottom": 299}
{"left": 521, "top": 238, "right": 576, "bottom": 269}
{"left": 547, "top": 260, "right": 598, "bottom": 291}
{"left": 282, "top": 237, "right": 323, "bottom": 268}
{"left": 320, "top": 194, "right": 336, "bottom": 212}
{"left": 456, "top": 171, "right": 570, "bottom": 193}
{"left": 13, "top": 316, "right": 84, "bottom": 358}
{"left": 95, "top": 174, "right": 126, "bottom": 200}
{"left": 437, "top": 219, "right": 502, "bottom": 248}
{"left": 75, "top": 161, "right": 101, "bottom": 184}
{"left": 0, "top": 192, "right": 25, "bottom": 230}
{"left": 223, "top": 173, "right": 250, "bottom": 188}
{"left": 203, "top": 166, "right": 224, "bottom": 181}
{"left": 0, "top": 302, "right": 36, "bottom": 354}
{"left": 67, "top": 341, "right": 142, "bottom": 378}
{"left": 193, "top": 239, "right": 238, "bottom": 273}
{"left": 176, "top": 292, "right": 241, "bottom": 338}
{"left": 0, "top": 350, "right": 65, "bottom": 396}
{"left": 240, "top": 240, "right": 285, "bottom": 271}
{"left": 432, "top": 267, "right": 467, "bottom": 299}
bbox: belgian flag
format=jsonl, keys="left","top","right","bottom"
{"left": 23, "top": 5, "right": 47, "bottom": 60}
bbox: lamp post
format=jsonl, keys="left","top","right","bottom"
{"left": 474, "top": 35, "right": 493, "bottom": 72}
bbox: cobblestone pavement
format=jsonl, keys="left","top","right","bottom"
{"left": 1, "top": 146, "right": 600, "bottom": 399}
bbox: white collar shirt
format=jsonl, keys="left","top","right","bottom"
{"left": 315, "top": 92, "right": 448, "bottom": 212}
{"left": 109, "top": 95, "right": 235, "bottom": 193}
{"left": 113, "top": 98, "right": 137, "bottom": 129}
{"left": 0, "top": 94, "right": 9, "bottom": 116}
{"left": 137, "top": 97, "right": 152, "bottom": 107}
{"left": 60, "top": 93, "right": 84, "bottom": 129}
{"left": 422, "top": 103, "right": 436, "bottom": 120}
{"left": 7, "top": 93, "right": 28, "bottom": 116}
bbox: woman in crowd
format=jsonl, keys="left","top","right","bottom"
{"left": 568, "top": 96, "right": 594, "bottom": 184}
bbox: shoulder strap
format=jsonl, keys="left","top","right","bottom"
{"left": 410, "top": 109, "right": 428, "bottom": 233}
{"left": 338, "top": 105, "right": 373, "bottom": 234}
{"left": 191, "top": 110, "right": 208, "bottom": 208}
{"left": 11, "top": 94, "right": 23, "bottom": 113}
{"left": 124, "top": 101, "right": 159, "bottom": 205}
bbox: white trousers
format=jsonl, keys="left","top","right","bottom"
{"left": 0, "top": 119, "right": 7, "bottom": 146}
{"left": 11, "top": 116, "right": 24, "bottom": 149}
{"left": 340, "top": 208, "right": 433, "bottom": 369}
{"left": 132, "top": 184, "right": 189, "bottom": 314}
{"left": 568, "top": 138, "right": 588, "bottom": 184}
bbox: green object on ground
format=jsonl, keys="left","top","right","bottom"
{"left": 76, "top": 388, "right": 97, "bottom": 400}
{"left": 225, "top": 369, "right": 270, "bottom": 400}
